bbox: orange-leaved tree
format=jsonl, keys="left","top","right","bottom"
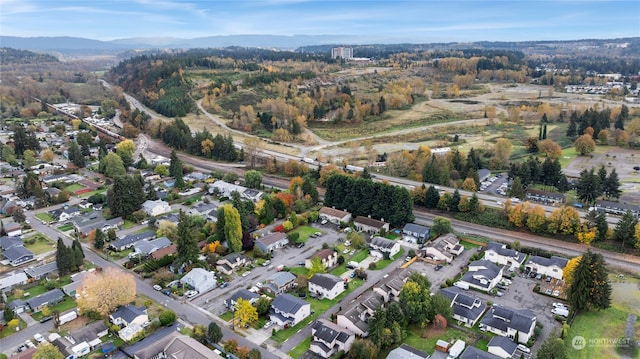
{"left": 77, "top": 267, "right": 136, "bottom": 317}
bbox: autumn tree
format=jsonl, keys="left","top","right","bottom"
{"left": 346, "top": 339, "right": 379, "bottom": 359}
{"left": 574, "top": 134, "right": 596, "bottom": 155}
{"left": 234, "top": 298, "right": 258, "bottom": 328}
{"left": 101, "top": 152, "right": 126, "bottom": 178}
{"left": 222, "top": 204, "right": 243, "bottom": 252}
{"left": 538, "top": 139, "right": 562, "bottom": 159}
{"left": 493, "top": 138, "right": 512, "bottom": 167}
{"left": 33, "top": 342, "right": 64, "bottom": 359}
{"left": 461, "top": 177, "right": 477, "bottom": 191}
{"left": 526, "top": 205, "right": 547, "bottom": 233}
{"left": 77, "top": 267, "right": 136, "bottom": 317}
{"left": 399, "top": 280, "right": 431, "bottom": 325}
{"left": 307, "top": 257, "right": 327, "bottom": 279}
{"left": 243, "top": 136, "right": 262, "bottom": 168}
{"left": 431, "top": 216, "right": 452, "bottom": 236}
{"left": 548, "top": 207, "right": 581, "bottom": 235}
{"left": 576, "top": 226, "right": 597, "bottom": 245}
{"left": 563, "top": 256, "right": 581, "bottom": 289}
{"left": 41, "top": 149, "right": 55, "bottom": 163}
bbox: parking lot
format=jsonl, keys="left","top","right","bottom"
{"left": 405, "top": 248, "right": 474, "bottom": 293}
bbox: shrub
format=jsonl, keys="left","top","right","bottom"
{"left": 159, "top": 310, "right": 177, "bottom": 326}
{"left": 368, "top": 262, "right": 377, "bottom": 270}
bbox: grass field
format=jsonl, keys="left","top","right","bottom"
{"left": 289, "top": 336, "right": 312, "bottom": 358}
{"left": 31, "top": 296, "right": 77, "bottom": 321}
{"left": 64, "top": 183, "right": 85, "bottom": 192}
{"left": 290, "top": 226, "right": 320, "bottom": 242}
{"left": 351, "top": 249, "right": 368, "bottom": 263}
{"left": 565, "top": 274, "right": 640, "bottom": 359}
{"left": 219, "top": 311, "right": 234, "bottom": 322}
{"left": 23, "top": 235, "right": 55, "bottom": 255}
{"left": 403, "top": 325, "right": 469, "bottom": 354}
{"left": 0, "top": 319, "right": 27, "bottom": 339}
{"left": 35, "top": 213, "right": 55, "bottom": 223}
{"left": 57, "top": 224, "right": 74, "bottom": 231}
{"left": 373, "top": 248, "right": 404, "bottom": 270}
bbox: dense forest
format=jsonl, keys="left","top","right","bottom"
{"left": 0, "top": 47, "right": 59, "bottom": 65}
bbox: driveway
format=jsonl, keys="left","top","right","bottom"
{"left": 406, "top": 248, "right": 475, "bottom": 293}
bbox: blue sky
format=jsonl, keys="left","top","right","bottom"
{"left": 1, "top": 0, "right": 638, "bottom": 42}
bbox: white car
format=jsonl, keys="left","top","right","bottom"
{"left": 185, "top": 290, "right": 199, "bottom": 298}
{"left": 321, "top": 219, "right": 328, "bottom": 225}
{"left": 242, "top": 271, "right": 251, "bottom": 277}
{"left": 263, "top": 321, "right": 273, "bottom": 329}
{"left": 33, "top": 333, "right": 45, "bottom": 343}
{"left": 552, "top": 302, "right": 568, "bottom": 309}
{"left": 255, "top": 282, "right": 263, "bottom": 288}
{"left": 517, "top": 344, "right": 531, "bottom": 353}
{"left": 25, "top": 340, "right": 36, "bottom": 349}
{"left": 153, "top": 284, "right": 163, "bottom": 291}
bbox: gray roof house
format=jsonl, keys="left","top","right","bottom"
{"left": 460, "top": 347, "right": 502, "bottom": 359}
{"left": 526, "top": 255, "right": 569, "bottom": 280}
{"left": 354, "top": 216, "right": 389, "bottom": 234}
{"left": 132, "top": 332, "right": 224, "bottom": 359}
{"left": 70, "top": 320, "right": 109, "bottom": 349}
{"left": 336, "top": 291, "right": 384, "bottom": 336}
{"left": 110, "top": 230, "right": 155, "bottom": 251}
{"left": 27, "top": 288, "right": 65, "bottom": 312}
{"left": 480, "top": 305, "right": 537, "bottom": 344}
{"left": 484, "top": 242, "right": 526, "bottom": 269}
{"left": 487, "top": 336, "right": 518, "bottom": 359}
{"left": 0, "top": 271, "right": 28, "bottom": 292}
{"left": 440, "top": 286, "right": 487, "bottom": 327}
{"left": 460, "top": 260, "right": 503, "bottom": 292}
{"left": 310, "top": 319, "right": 356, "bottom": 358}
{"left": 132, "top": 237, "right": 172, "bottom": 256}
{"left": 188, "top": 202, "right": 219, "bottom": 219}
{"left": 24, "top": 261, "right": 58, "bottom": 280}
{"left": 369, "top": 236, "right": 401, "bottom": 258}
{"left": 2, "top": 245, "right": 35, "bottom": 266}
{"left": 141, "top": 199, "right": 172, "bottom": 217}
{"left": 224, "top": 289, "right": 260, "bottom": 309}
{"left": 373, "top": 267, "right": 409, "bottom": 302}
{"left": 0, "top": 236, "right": 22, "bottom": 251}
{"left": 180, "top": 268, "right": 216, "bottom": 293}
{"left": 265, "top": 271, "right": 297, "bottom": 295}
{"left": 216, "top": 252, "right": 250, "bottom": 275}
{"left": 402, "top": 223, "right": 431, "bottom": 244}
{"left": 109, "top": 305, "right": 148, "bottom": 327}
{"left": 72, "top": 212, "right": 123, "bottom": 237}
{"left": 308, "top": 273, "right": 345, "bottom": 300}
{"left": 254, "top": 232, "right": 289, "bottom": 254}
{"left": 269, "top": 293, "right": 311, "bottom": 327}
{"left": 387, "top": 343, "right": 431, "bottom": 359}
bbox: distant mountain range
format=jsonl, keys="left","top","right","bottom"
{"left": 1, "top": 35, "right": 638, "bottom": 57}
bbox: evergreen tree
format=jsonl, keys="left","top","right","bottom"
{"left": 614, "top": 105, "right": 628, "bottom": 130}
{"left": 568, "top": 250, "right": 611, "bottom": 313}
{"left": 71, "top": 238, "right": 84, "bottom": 270}
{"left": 146, "top": 180, "right": 158, "bottom": 200}
{"left": 509, "top": 177, "right": 525, "bottom": 199}
{"left": 169, "top": 150, "right": 185, "bottom": 189}
{"left": 424, "top": 185, "right": 440, "bottom": 209}
{"left": 215, "top": 206, "right": 226, "bottom": 242}
{"left": 603, "top": 168, "right": 621, "bottom": 199}
{"left": 567, "top": 114, "right": 577, "bottom": 137}
{"left": 68, "top": 141, "right": 85, "bottom": 168}
{"left": 175, "top": 211, "right": 198, "bottom": 267}
{"left": 576, "top": 168, "right": 600, "bottom": 204}
{"left": 597, "top": 166, "right": 608, "bottom": 188}
{"left": 223, "top": 205, "right": 243, "bottom": 253}
{"left": 557, "top": 174, "right": 570, "bottom": 193}
{"left": 55, "top": 238, "right": 72, "bottom": 275}
{"left": 94, "top": 228, "right": 105, "bottom": 249}
{"left": 107, "top": 175, "right": 145, "bottom": 218}
{"left": 613, "top": 211, "right": 638, "bottom": 247}
{"left": 594, "top": 211, "right": 608, "bottom": 242}
{"left": 536, "top": 333, "right": 568, "bottom": 359}
{"left": 449, "top": 190, "right": 461, "bottom": 213}
{"left": 422, "top": 155, "right": 440, "bottom": 184}
{"left": 542, "top": 124, "right": 547, "bottom": 139}
{"left": 469, "top": 193, "right": 480, "bottom": 213}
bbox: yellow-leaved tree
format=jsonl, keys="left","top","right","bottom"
{"left": 576, "top": 226, "right": 597, "bottom": 245}
{"left": 234, "top": 298, "right": 258, "bottom": 329}
{"left": 563, "top": 256, "right": 582, "bottom": 286}
{"left": 508, "top": 202, "right": 531, "bottom": 228}
{"left": 77, "top": 267, "right": 136, "bottom": 317}
{"left": 526, "top": 205, "right": 547, "bottom": 233}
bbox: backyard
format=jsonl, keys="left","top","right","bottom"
{"left": 23, "top": 234, "right": 55, "bottom": 255}
{"left": 35, "top": 212, "right": 55, "bottom": 223}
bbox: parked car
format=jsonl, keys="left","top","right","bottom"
{"left": 263, "top": 321, "right": 273, "bottom": 329}
{"left": 33, "top": 333, "right": 45, "bottom": 343}
{"left": 261, "top": 260, "right": 271, "bottom": 267}
{"left": 153, "top": 284, "right": 162, "bottom": 291}
{"left": 220, "top": 282, "right": 229, "bottom": 289}
{"left": 434, "top": 264, "right": 443, "bottom": 271}
{"left": 349, "top": 272, "right": 356, "bottom": 278}
{"left": 546, "top": 276, "right": 552, "bottom": 282}
{"left": 496, "top": 284, "right": 508, "bottom": 291}
{"left": 321, "top": 219, "right": 328, "bottom": 225}
{"left": 517, "top": 344, "right": 531, "bottom": 353}
{"left": 536, "top": 273, "right": 542, "bottom": 280}
{"left": 552, "top": 302, "right": 568, "bottom": 309}
{"left": 495, "top": 291, "right": 504, "bottom": 297}
{"left": 25, "top": 340, "right": 36, "bottom": 349}
{"left": 162, "top": 289, "right": 172, "bottom": 296}
{"left": 242, "top": 271, "right": 251, "bottom": 277}
{"left": 552, "top": 290, "right": 560, "bottom": 297}
{"left": 297, "top": 243, "right": 305, "bottom": 248}
{"left": 39, "top": 316, "right": 53, "bottom": 323}
{"left": 185, "top": 290, "right": 199, "bottom": 298}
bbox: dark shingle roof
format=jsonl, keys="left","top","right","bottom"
{"left": 488, "top": 336, "right": 518, "bottom": 356}
{"left": 111, "top": 230, "right": 155, "bottom": 249}
{"left": 481, "top": 305, "right": 536, "bottom": 334}
{"left": 309, "top": 273, "right": 342, "bottom": 290}
{"left": 271, "top": 294, "right": 309, "bottom": 315}
{"left": 370, "top": 236, "right": 396, "bottom": 249}
{"left": 460, "top": 346, "right": 502, "bottom": 359}
{"left": 26, "top": 289, "right": 64, "bottom": 309}
{"left": 527, "top": 255, "right": 568, "bottom": 269}
{"left": 228, "top": 289, "right": 259, "bottom": 304}
{"left": 111, "top": 304, "right": 146, "bottom": 324}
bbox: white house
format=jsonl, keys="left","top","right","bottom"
{"left": 0, "top": 271, "right": 28, "bottom": 292}
{"left": 369, "top": 236, "right": 400, "bottom": 258}
{"left": 336, "top": 291, "right": 384, "bottom": 336}
{"left": 459, "top": 260, "right": 503, "bottom": 292}
{"left": 269, "top": 294, "right": 311, "bottom": 327}
{"left": 310, "top": 319, "right": 355, "bottom": 358}
{"left": 109, "top": 305, "right": 148, "bottom": 327}
{"left": 180, "top": 268, "right": 216, "bottom": 293}
{"left": 480, "top": 305, "right": 537, "bottom": 344}
{"left": 354, "top": 216, "right": 389, "bottom": 234}
{"left": 387, "top": 344, "right": 431, "bottom": 359}
{"left": 440, "top": 286, "right": 487, "bottom": 327}
{"left": 526, "top": 255, "right": 569, "bottom": 280}
{"left": 487, "top": 336, "right": 518, "bottom": 359}
{"left": 484, "top": 242, "right": 526, "bottom": 270}
{"left": 216, "top": 252, "right": 250, "bottom": 275}
{"left": 372, "top": 267, "right": 409, "bottom": 302}
{"left": 308, "top": 273, "right": 345, "bottom": 300}
{"left": 422, "top": 233, "right": 463, "bottom": 263}
{"left": 141, "top": 199, "right": 172, "bottom": 217}
{"left": 305, "top": 249, "right": 338, "bottom": 270}
{"left": 318, "top": 207, "right": 352, "bottom": 225}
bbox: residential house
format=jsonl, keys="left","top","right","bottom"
{"left": 110, "top": 231, "right": 155, "bottom": 251}
{"left": 188, "top": 201, "right": 218, "bottom": 221}
{"left": 62, "top": 271, "right": 87, "bottom": 297}
{"left": 132, "top": 332, "right": 224, "bottom": 359}
{"left": 460, "top": 347, "right": 502, "bottom": 359}
{"left": 44, "top": 188, "right": 62, "bottom": 202}
{"left": 180, "top": 268, "right": 216, "bottom": 293}
{"left": 459, "top": 260, "right": 503, "bottom": 292}
{"left": 310, "top": 319, "right": 355, "bottom": 358}
{"left": 421, "top": 233, "right": 464, "bottom": 264}
{"left": 264, "top": 271, "right": 296, "bottom": 295}
{"left": 55, "top": 206, "right": 81, "bottom": 222}
{"left": 118, "top": 323, "right": 145, "bottom": 342}
{"left": 369, "top": 236, "right": 400, "bottom": 258}
{"left": 141, "top": 199, "right": 172, "bottom": 217}
{"left": 305, "top": 249, "right": 338, "bottom": 270}
{"left": 242, "top": 188, "right": 263, "bottom": 202}
{"left": 24, "top": 261, "right": 58, "bottom": 280}
{"left": 7, "top": 298, "right": 27, "bottom": 314}
{"left": 216, "top": 252, "right": 250, "bottom": 275}
{"left": 109, "top": 305, "right": 148, "bottom": 327}
{"left": 308, "top": 273, "right": 345, "bottom": 300}
{"left": 440, "top": 287, "right": 487, "bottom": 327}
{"left": 72, "top": 212, "right": 123, "bottom": 237}
{"left": 594, "top": 200, "right": 640, "bottom": 216}
{"left": 26, "top": 288, "right": 64, "bottom": 312}
{"left": 487, "top": 336, "right": 518, "bottom": 359}
{"left": 525, "top": 189, "right": 565, "bottom": 205}
{"left": 2, "top": 245, "right": 34, "bottom": 266}
{"left": 224, "top": 289, "right": 259, "bottom": 309}
{"left": 480, "top": 305, "right": 537, "bottom": 344}
{"left": 354, "top": 216, "right": 389, "bottom": 234}
{"left": 372, "top": 267, "right": 409, "bottom": 302}
{"left": 70, "top": 320, "right": 109, "bottom": 350}
{"left": 318, "top": 207, "right": 352, "bottom": 225}
{"left": 150, "top": 244, "right": 177, "bottom": 260}
{"left": 0, "top": 236, "right": 22, "bottom": 251}
{"left": 0, "top": 271, "right": 28, "bottom": 292}
{"left": 254, "top": 232, "right": 289, "bottom": 254}
{"left": 402, "top": 223, "right": 431, "bottom": 245}
{"left": 209, "top": 180, "right": 246, "bottom": 198}
{"left": 132, "top": 237, "right": 172, "bottom": 257}
{"left": 337, "top": 291, "right": 384, "bottom": 336}
{"left": 4, "top": 222, "right": 22, "bottom": 238}
{"left": 484, "top": 242, "right": 526, "bottom": 270}
{"left": 8, "top": 348, "right": 36, "bottom": 359}
{"left": 49, "top": 333, "right": 88, "bottom": 359}
{"left": 386, "top": 344, "right": 431, "bottom": 359}
{"left": 526, "top": 255, "right": 568, "bottom": 280}
{"left": 269, "top": 293, "right": 311, "bottom": 327}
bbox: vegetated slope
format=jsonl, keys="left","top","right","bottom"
{"left": 0, "top": 47, "right": 59, "bottom": 65}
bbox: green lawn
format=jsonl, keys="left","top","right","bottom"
{"left": 384, "top": 233, "right": 401, "bottom": 240}
{"left": 0, "top": 319, "right": 27, "bottom": 339}
{"left": 122, "top": 220, "right": 137, "bottom": 229}
{"left": 373, "top": 248, "right": 405, "bottom": 270}
{"left": 290, "top": 226, "right": 321, "bottom": 242}
{"left": 64, "top": 183, "right": 85, "bottom": 192}
{"left": 35, "top": 213, "right": 55, "bottom": 223}
{"left": 57, "top": 224, "right": 74, "bottom": 232}
{"left": 351, "top": 249, "right": 369, "bottom": 263}
{"left": 404, "top": 325, "right": 468, "bottom": 354}
{"left": 331, "top": 264, "right": 348, "bottom": 275}
{"left": 32, "top": 297, "right": 77, "bottom": 320}
{"left": 289, "top": 267, "right": 309, "bottom": 277}
{"left": 219, "top": 311, "right": 234, "bottom": 322}
{"left": 459, "top": 240, "right": 481, "bottom": 250}
{"left": 289, "top": 336, "right": 312, "bottom": 358}
{"left": 23, "top": 235, "right": 55, "bottom": 255}
{"left": 558, "top": 147, "right": 578, "bottom": 168}
{"left": 272, "top": 278, "right": 364, "bottom": 343}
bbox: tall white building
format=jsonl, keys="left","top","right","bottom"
{"left": 331, "top": 46, "right": 353, "bottom": 60}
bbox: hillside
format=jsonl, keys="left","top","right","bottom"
{"left": 0, "top": 47, "right": 59, "bottom": 65}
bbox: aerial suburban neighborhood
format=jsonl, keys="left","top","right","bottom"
{"left": 1, "top": 2, "right": 640, "bottom": 359}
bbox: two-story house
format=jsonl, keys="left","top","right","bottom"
{"left": 305, "top": 249, "right": 338, "bottom": 270}
{"left": 402, "top": 223, "right": 431, "bottom": 245}
{"left": 459, "top": 260, "right": 503, "bottom": 292}
{"left": 109, "top": 305, "right": 148, "bottom": 327}
{"left": 480, "top": 305, "right": 536, "bottom": 344}
{"left": 254, "top": 232, "right": 289, "bottom": 254}
{"left": 310, "top": 319, "right": 355, "bottom": 358}
{"left": 440, "top": 286, "right": 487, "bottom": 327}
{"left": 269, "top": 294, "right": 311, "bottom": 327}
{"left": 308, "top": 273, "right": 345, "bottom": 300}
{"left": 224, "top": 289, "right": 260, "bottom": 309}
{"left": 372, "top": 267, "right": 408, "bottom": 302}
{"left": 369, "top": 236, "right": 400, "bottom": 258}
{"left": 421, "top": 233, "right": 463, "bottom": 264}
{"left": 180, "top": 268, "right": 216, "bottom": 293}
{"left": 484, "top": 242, "right": 526, "bottom": 270}
{"left": 264, "top": 271, "right": 297, "bottom": 295}
{"left": 141, "top": 199, "right": 172, "bottom": 217}
{"left": 526, "top": 255, "right": 568, "bottom": 280}
{"left": 216, "top": 252, "right": 250, "bottom": 275}
{"left": 336, "top": 291, "right": 384, "bottom": 336}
